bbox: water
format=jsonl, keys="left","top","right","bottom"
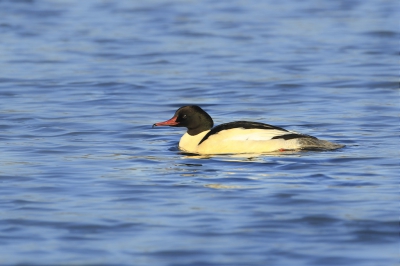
{"left": 0, "top": 0, "right": 398, "bottom": 265}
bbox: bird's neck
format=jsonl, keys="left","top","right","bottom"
{"left": 179, "top": 130, "right": 210, "bottom": 153}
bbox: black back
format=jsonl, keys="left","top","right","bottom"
{"left": 199, "top": 121, "right": 290, "bottom": 145}
{"left": 198, "top": 121, "right": 317, "bottom": 144}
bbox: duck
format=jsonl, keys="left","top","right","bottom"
{"left": 153, "top": 105, "right": 344, "bottom": 154}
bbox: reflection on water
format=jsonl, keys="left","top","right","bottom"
{"left": 204, "top": 183, "right": 247, "bottom": 189}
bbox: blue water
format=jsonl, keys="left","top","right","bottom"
{"left": 0, "top": 0, "right": 398, "bottom": 265}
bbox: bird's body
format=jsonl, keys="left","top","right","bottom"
{"left": 153, "top": 105, "right": 344, "bottom": 154}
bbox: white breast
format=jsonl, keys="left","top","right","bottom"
{"left": 178, "top": 130, "right": 210, "bottom": 153}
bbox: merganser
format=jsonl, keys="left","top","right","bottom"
{"left": 153, "top": 105, "right": 344, "bottom": 154}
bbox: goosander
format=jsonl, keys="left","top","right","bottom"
{"left": 153, "top": 105, "right": 344, "bottom": 154}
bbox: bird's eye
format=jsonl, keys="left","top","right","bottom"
{"left": 182, "top": 115, "right": 187, "bottom": 119}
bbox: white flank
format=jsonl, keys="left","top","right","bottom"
{"left": 177, "top": 127, "right": 343, "bottom": 155}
